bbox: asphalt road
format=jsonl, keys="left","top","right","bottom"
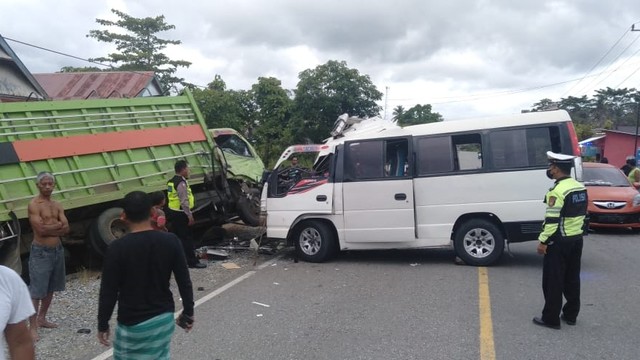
{"left": 104, "top": 230, "right": 639, "bottom": 360}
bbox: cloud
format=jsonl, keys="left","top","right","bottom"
{"left": 2, "top": 0, "right": 640, "bottom": 118}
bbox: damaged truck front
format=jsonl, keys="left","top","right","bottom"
{"left": 0, "top": 90, "right": 262, "bottom": 274}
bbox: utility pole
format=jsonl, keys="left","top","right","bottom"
{"left": 634, "top": 102, "right": 639, "bottom": 164}
{"left": 633, "top": 24, "right": 639, "bottom": 163}
{"left": 384, "top": 86, "right": 389, "bottom": 120}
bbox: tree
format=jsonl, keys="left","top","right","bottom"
{"left": 86, "top": 9, "right": 191, "bottom": 93}
{"left": 395, "top": 104, "right": 443, "bottom": 126}
{"left": 251, "top": 77, "right": 294, "bottom": 166}
{"left": 294, "top": 60, "right": 383, "bottom": 143}
{"left": 558, "top": 95, "right": 592, "bottom": 124}
{"left": 392, "top": 105, "right": 405, "bottom": 120}
{"left": 58, "top": 66, "right": 104, "bottom": 73}
{"left": 191, "top": 75, "right": 246, "bottom": 131}
{"left": 531, "top": 98, "right": 558, "bottom": 112}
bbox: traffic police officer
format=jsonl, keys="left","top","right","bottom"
{"left": 167, "top": 160, "right": 206, "bottom": 268}
{"left": 533, "top": 151, "right": 587, "bottom": 330}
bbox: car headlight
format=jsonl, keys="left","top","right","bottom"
{"left": 633, "top": 194, "right": 640, "bottom": 207}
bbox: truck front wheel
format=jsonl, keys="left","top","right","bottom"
{"left": 90, "top": 207, "right": 127, "bottom": 256}
{"left": 237, "top": 188, "right": 262, "bottom": 226}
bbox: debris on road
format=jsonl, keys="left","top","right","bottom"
{"left": 221, "top": 262, "right": 241, "bottom": 270}
{"left": 252, "top": 301, "right": 270, "bottom": 308}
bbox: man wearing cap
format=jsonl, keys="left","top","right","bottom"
{"left": 27, "top": 172, "right": 69, "bottom": 341}
{"left": 620, "top": 156, "right": 635, "bottom": 176}
{"left": 533, "top": 152, "right": 588, "bottom": 330}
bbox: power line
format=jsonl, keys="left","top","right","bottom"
{"left": 387, "top": 59, "right": 640, "bottom": 106}
{"left": 3, "top": 36, "right": 115, "bottom": 69}
{"left": 615, "top": 23, "right": 640, "bottom": 88}
{"left": 575, "top": 32, "right": 640, "bottom": 94}
{"left": 3, "top": 35, "right": 207, "bottom": 90}
{"left": 560, "top": 27, "right": 631, "bottom": 98}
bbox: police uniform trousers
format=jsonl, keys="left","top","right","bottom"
{"left": 541, "top": 235, "right": 583, "bottom": 325}
{"left": 166, "top": 209, "right": 199, "bottom": 266}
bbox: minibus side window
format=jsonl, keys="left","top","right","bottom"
{"left": 346, "top": 140, "right": 384, "bottom": 179}
{"left": 452, "top": 133, "right": 483, "bottom": 170}
{"left": 489, "top": 126, "right": 555, "bottom": 169}
{"left": 416, "top": 136, "right": 454, "bottom": 175}
{"left": 385, "top": 139, "right": 410, "bottom": 177}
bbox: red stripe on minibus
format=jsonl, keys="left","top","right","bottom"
{"left": 566, "top": 122, "right": 581, "bottom": 156}
{"left": 13, "top": 125, "right": 207, "bottom": 162}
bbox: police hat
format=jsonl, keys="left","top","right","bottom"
{"left": 546, "top": 151, "right": 576, "bottom": 164}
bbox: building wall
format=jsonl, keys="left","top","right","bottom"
{"left": 603, "top": 132, "right": 639, "bottom": 167}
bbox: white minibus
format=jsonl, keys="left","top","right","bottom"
{"left": 261, "top": 110, "right": 582, "bottom": 266}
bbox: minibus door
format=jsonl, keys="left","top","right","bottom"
{"left": 341, "top": 138, "right": 415, "bottom": 243}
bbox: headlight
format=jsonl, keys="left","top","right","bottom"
{"left": 633, "top": 194, "right": 640, "bottom": 207}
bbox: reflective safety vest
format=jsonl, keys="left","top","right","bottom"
{"left": 539, "top": 177, "right": 588, "bottom": 243}
{"left": 167, "top": 175, "right": 194, "bottom": 211}
{"left": 628, "top": 167, "right": 639, "bottom": 184}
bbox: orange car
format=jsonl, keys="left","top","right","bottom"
{"left": 583, "top": 162, "right": 640, "bottom": 230}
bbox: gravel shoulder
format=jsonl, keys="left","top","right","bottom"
{"left": 33, "top": 225, "right": 286, "bottom": 360}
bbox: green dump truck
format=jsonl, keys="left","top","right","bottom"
{"left": 0, "top": 90, "right": 263, "bottom": 274}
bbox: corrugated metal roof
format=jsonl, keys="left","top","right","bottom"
{"left": 33, "top": 71, "right": 162, "bottom": 100}
{"left": 579, "top": 135, "right": 606, "bottom": 145}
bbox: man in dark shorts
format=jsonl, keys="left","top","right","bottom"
{"left": 27, "top": 172, "right": 69, "bottom": 341}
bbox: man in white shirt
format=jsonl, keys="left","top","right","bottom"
{"left": 0, "top": 265, "right": 35, "bottom": 360}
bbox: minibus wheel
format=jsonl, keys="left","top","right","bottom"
{"left": 454, "top": 219, "right": 504, "bottom": 266}
{"left": 293, "top": 221, "right": 335, "bottom": 262}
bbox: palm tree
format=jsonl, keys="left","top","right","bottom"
{"left": 392, "top": 105, "right": 405, "bottom": 120}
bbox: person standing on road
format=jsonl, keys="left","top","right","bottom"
{"left": 27, "top": 171, "right": 69, "bottom": 341}
{"left": 166, "top": 160, "right": 206, "bottom": 268}
{"left": 150, "top": 191, "right": 168, "bottom": 232}
{"left": 1, "top": 265, "right": 36, "bottom": 359}
{"left": 620, "top": 156, "right": 635, "bottom": 176}
{"left": 625, "top": 157, "right": 640, "bottom": 186}
{"left": 97, "top": 191, "right": 195, "bottom": 359}
{"left": 533, "top": 152, "right": 588, "bottom": 330}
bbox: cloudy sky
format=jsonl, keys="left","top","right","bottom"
{"left": 2, "top": 0, "right": 639, "bottom": 119}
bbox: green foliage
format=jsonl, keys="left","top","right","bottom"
{"left": 58, "top": 66, "right": 104, "bottom": 73}
{"left": 530, "top": 88, "right": 640, "bottom": 133}
{"left": 392, "top": 105, "right": 405, "bottom": 120}
{"left": 191, "top": 75, "right": 247, "bottom": 131}
{"left": 86, "top": 9, "right": 191, "bottom": 93}
{"left": 251, "top": 77, "right": 294, "bottom": 167}
{"left": 192, "top": 75, "right": 294, "bottom": 167}
{"left": 395, "top": 104, "right": 443, "bottom": 126}
{"left": 574, "top": 123, "right": 594, "bottom": 141}
{"left": 294, "top": 60, "right": 383, "bottom": 143}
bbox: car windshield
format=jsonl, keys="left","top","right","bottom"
{"left": 583, "top": 167, "right": 630, "bottom": 187}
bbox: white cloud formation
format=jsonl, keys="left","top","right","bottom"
{"left": 1, "top": 0, "right": 639, "bottom": 119}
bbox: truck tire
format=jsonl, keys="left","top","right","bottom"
{"left": 90, "top": 207, "right": 127, "bottom": 256}
{"left": 292, "top": 220, "right": 336, "bottom": 263}
{"left": 237, "top": 188, "right": 262, "bottom": 226}
{"left": 453, "top": 219, "right": 504, "bottom": 266}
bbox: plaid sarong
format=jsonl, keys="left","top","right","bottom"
{"left": 114, "top": 312, "right": 175, "bottom": 360}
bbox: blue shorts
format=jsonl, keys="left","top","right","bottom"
{"left": 29, "top": 243, "right": 66, "bottom": 299}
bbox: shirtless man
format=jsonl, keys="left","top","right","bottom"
{"left": 27, "top": 172, "right": 69, "bottom": 341}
